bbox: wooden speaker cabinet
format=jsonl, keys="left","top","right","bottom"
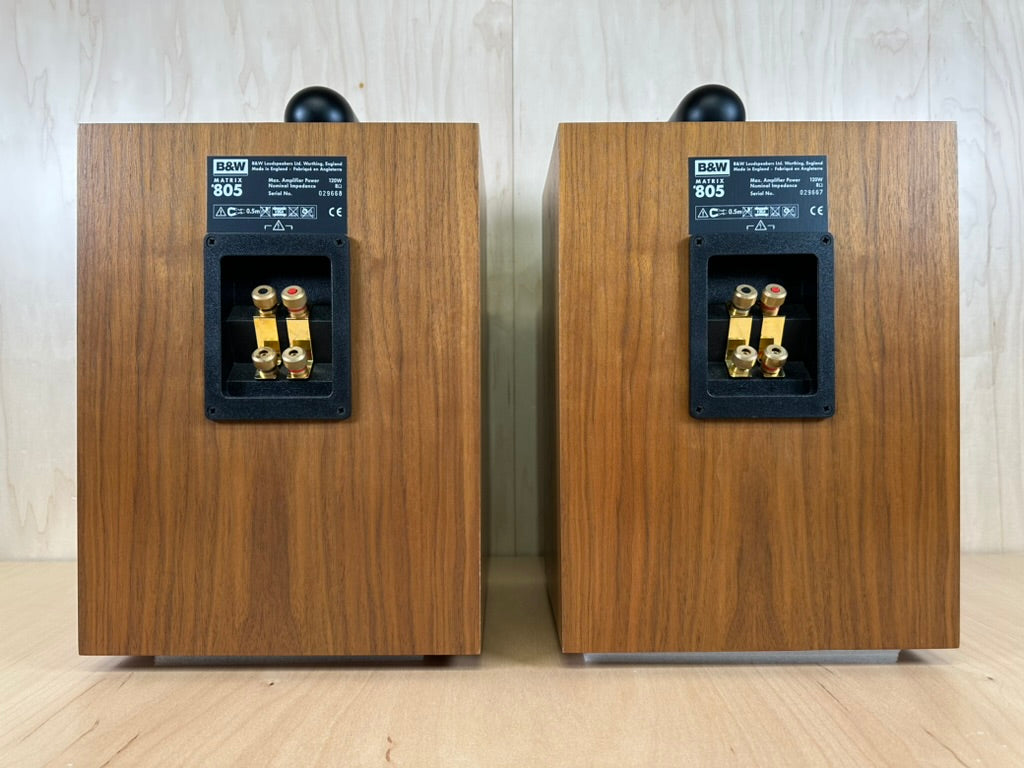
{"left": 542, "top": 122, "right": 959, "bottom": 654}
{"left": 78, "top": 123, "right": 483, "bottom": 656}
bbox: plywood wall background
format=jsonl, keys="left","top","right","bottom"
{"left": 1, "top": 0, "right": 1020, "bottom": 558}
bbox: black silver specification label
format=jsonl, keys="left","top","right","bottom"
{"left": 206, "top": 156, "right": 347, "bottom": 234}
{"left": 688, "top": 156, "right": 828, "bottom": 234}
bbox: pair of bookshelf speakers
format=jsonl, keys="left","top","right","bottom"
{"left": 78, "top": 87, "right": 958, "bottom": 658}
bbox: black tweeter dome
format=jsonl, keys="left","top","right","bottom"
{"left": 284, "top": 86, "right": 359, "bottom": 123}
{"left": 669, "top": 84, "right": 746, "bottom": 122}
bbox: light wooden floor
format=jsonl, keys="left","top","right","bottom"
{"left": 1, "top": 556, "right": 1021, "bottom": 767}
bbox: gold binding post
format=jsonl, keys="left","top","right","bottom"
{"left": 252, "top": 346, "right": 278, "bottom": 379}
{"left": 282, "top": 346, "right": 311, "bottom": 379}
{"left": 757, "top": 283, "right": 786, "bottom": 362}
{"left": 728, "top": 284, "right": 757, "bottom": 317}
{"left": 759, "top": 283, "right": 787, "bottom": 316}
{"left": 761, "top": 344, "right": 788, "bottom": 378}
{"left": 726, "top": 344, "right": 757, "bottom": 378}
{"left": 251, "top": 285, "right": 281, "bottom": 363}
{"left": 725, "top": 284, "right": 756, "bottom": 369}
{"left": 282, "top": 285, "right": 313, "bottom": 371}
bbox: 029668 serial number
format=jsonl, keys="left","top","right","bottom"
{"left": 318, "top": 190, "right": 344, "bottom": 196}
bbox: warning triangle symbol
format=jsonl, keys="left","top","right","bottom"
{"left": 697, "top": 208, "right": 709, "bottom": 219}
{"left": 215, "top": 206, "right": 226, "bottom": 217}
{"left": 754, "top": 220, "right": 768, "bottom": 231}
{"left": 272, "top": 220, "right": 286, "bottom": 231}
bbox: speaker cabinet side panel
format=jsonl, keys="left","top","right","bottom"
{"left": 541, "top": 128, "right": 563, "bottom": 640}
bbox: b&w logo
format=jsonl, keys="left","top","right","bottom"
{"left": 694, "top": 159, "right": 730, "bottom": 176}
{"left": 213, "top": 158, "right": 249, "bottom": 175}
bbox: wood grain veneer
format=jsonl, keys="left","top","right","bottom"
{"left": 78, "top": 123, "right": 483, "bottom": 656}
{"left": 543, "top": 122, "right": 959, "bottom": 653}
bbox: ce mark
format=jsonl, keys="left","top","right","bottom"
{"left": 328, "top": 206, "right": 344, "bottom": 217}
{"left": 809, "top": 205, "right": 825, "bottom": 216}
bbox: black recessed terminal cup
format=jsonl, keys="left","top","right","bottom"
{"left": 689, "top": 232, "right": 835, "bottom": 420}
{"left": 203, "top": 233, "right": 352, "bottom": 422}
